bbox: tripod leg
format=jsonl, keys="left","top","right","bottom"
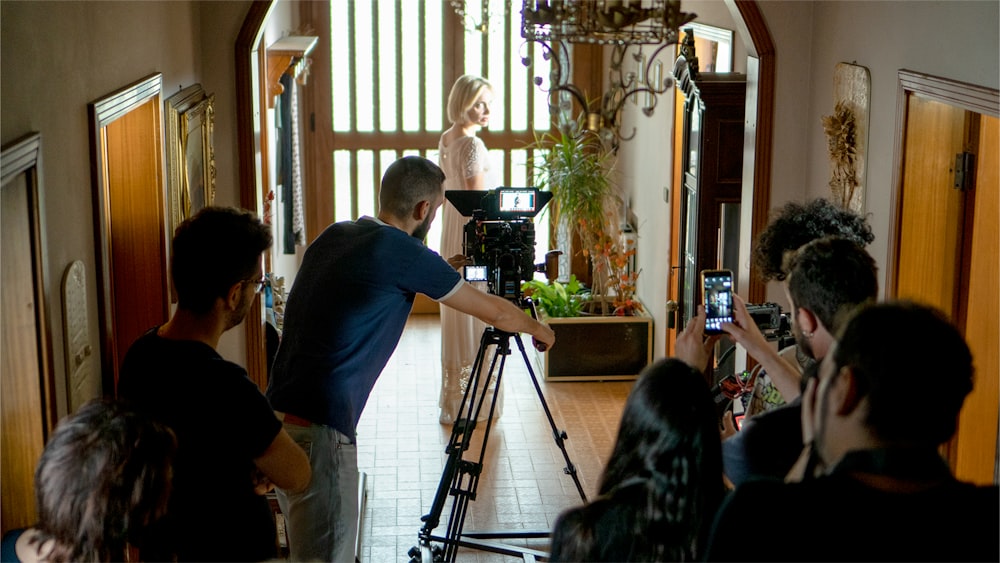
{"left": 512, "top": 333, "right": 589, "bottom": 503}
{"left": 416, "top": 328, "right": 507, "bottom": 562}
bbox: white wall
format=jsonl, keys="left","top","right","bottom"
{"left": 1, "top": 0, "right": 251, "bottom": 416}
{"left": 619, "top": 0, "right": 744, "bottom": 359}
{"left": 799, "top": 0, "right": 999, "bottom": 299}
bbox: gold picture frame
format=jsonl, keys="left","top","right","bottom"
{"left": 165, "top": 84, "right": 215, "bottom": 234}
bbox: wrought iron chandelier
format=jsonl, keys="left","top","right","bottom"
{"left": 520, "top": 0, "right": 697, "bottom": 150}
{"left": 450, "top": 0, "right": 507, "bottom": 34}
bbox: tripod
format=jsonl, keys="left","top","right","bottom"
{"left": 410, "top": 317, "right": 588, "bottom": 562}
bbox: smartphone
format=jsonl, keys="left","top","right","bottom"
{"left": 700, "top": 269, "right": 734, "bottom": 335}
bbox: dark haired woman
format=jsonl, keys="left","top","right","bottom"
{"left": 550, "top": 308, "right": 726, "bottom": 561}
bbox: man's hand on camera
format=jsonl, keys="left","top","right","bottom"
{"left": 447, "top": 254, "right": 470, "bottom": 271}
{"left": 676, "top": 305, "right": 720, "bottom": 373}
{"left": 532, "top": 322, "right": 556, "bottom": 352}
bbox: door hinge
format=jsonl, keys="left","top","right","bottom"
{"left": 310, "top": 112, "right": 315, "bottom": 132}
{"left": 954, "top": 151, "right": 975, "bottom": 191}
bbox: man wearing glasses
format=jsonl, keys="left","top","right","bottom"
{"left": 118, "top": 206, "right": 311, "bottom": 562}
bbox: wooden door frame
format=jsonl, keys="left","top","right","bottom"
{"left": 236, "top": 0, "right": 275, "bottom": 391}
{"left": 888, "top": 70, "right": 999, "bottom": 477}
{"left": 668, "top": 0, "right": 773, "bottom": 354}
{"left": 887, "top": 70, "right": 1000, "bottom": 295}
{"left": 87, "top": 73, "right": 170, "bottom": 393}
{"left": 1, "top": 131, "right": 56, "bottom": 533}
{"left": 1, "top": 132, "right": 56, "bottom": 432}
{"left": 727, "top": 0, "right": 774, "bottom": 306}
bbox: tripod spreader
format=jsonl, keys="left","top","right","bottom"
{"left": 412, "top": 326, "right": 587, "bottom": 562}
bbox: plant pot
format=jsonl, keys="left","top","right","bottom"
{"left": 535, "top": 305, "right": 652, "bottom": 381}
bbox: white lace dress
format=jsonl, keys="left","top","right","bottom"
{"left": 438, "top": 134, "right": 503, "bottom": 424}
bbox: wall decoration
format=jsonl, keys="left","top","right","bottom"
{"left": 824, "top": 62, "right": 870, "bottom": 213}
{"left": 165, "top": 84, "right": 216, "bottom": 233}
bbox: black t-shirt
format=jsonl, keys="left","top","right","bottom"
{"left": 721, "top": 397, "right": 804, "bottom": 487}
{"left": 706, "top": 449, "right": 1000, "bottom": 562}
{"left": 118, "top": 328, "right": 282, "bottom": 562}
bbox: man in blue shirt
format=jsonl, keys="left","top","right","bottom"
{"left": 266, "top": 156, "right": 556, "bottom": 562}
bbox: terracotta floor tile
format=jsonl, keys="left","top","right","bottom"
{"left": 352, "top": 314, "right": 633, "bottom": 562}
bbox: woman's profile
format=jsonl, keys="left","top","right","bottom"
{"left": 437, "top": 74, "right": 502, "bottom": 424}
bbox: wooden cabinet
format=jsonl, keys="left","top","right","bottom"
{"left": 677, "top": 73, "right": 746, "bottom": 329}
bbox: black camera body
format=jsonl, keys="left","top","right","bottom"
{"left": 446, "top": 187, "right": 552, "bottom": 302}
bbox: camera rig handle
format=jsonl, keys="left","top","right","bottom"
{"left": 518, "top": 296, "right": 548, "bottom": 352}
{"left": 536, "top": 249, "right": 562, "bottom": 282}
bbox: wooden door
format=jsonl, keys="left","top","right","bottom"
{"left": 954, "top": 115, "right": 999, "bottom": 484}
{"left": 665, "top": 89, "right": 687, "bottom": 356}
{"left": 893, "top": 95, "right": 968, "bottom": 315}
{"left": 890, "top": 71, "right": 999, "bottom": 485}
{"left": 89, "top": 74, "right": 170, "bottom": 393}
{"left": 1, "top": 133, "right": 54, "bottom": 533}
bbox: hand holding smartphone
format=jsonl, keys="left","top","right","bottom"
{"left": 700, "top": 269, "right": 734, "bottom": 335}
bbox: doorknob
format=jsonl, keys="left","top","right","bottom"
{"left": 666, "top": 300, "right": 678, "bottom": 329}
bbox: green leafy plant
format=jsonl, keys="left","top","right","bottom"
{"left": 521, "top": 275, "right": 591, "bottom": 318}
{"left": 531, "top": 113, "right": 642, "bottom": 315}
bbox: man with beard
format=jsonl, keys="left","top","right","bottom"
{"left": 118, "top": 206, "right": 312, "bottom": 561}
{"left": 720, "top": 236, "right": 877, "bottom": 487}
{"left": 742, "top": 198, "right": 875, "bottom": 416}
{"left": 706, "top": 302, "right": 999, "bottom": 562}
{"left": 266, "top": 155, "right": 556, "bottom": 563}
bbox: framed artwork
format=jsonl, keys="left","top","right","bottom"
{"left": 165, "top": 84, "right": 215, "bottom": 234}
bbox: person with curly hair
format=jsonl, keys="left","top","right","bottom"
{"left": 549, "top": 308, "right": 725, "bottom": 561}
{"left": 0, "top": 399, "right": 177, "bottom": 562}
{"left": 721, "top": 237, "right": 877, "bottom": 487}
{"left": 751, "top": 198, "right": 874, "bottom": 283}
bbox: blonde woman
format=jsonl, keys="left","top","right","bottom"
{"left": 438, "top": 74, "right": 502, "bottom": 424}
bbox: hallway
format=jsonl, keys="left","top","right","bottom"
{"left": 355, "top": 314, "right": 635, "bottom": 561}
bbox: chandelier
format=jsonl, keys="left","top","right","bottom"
{"left": 450, "top": 0, "right": 507, "bottom": 34}
{"left": 521, "top": 0, "right": 697, "bottom": 150}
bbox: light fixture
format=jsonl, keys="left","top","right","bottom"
{"left": 520, "top": 0, "right": 697, "bottom": 150}
{"left": 450, "top": 0, "right": 507, "bottom": 34}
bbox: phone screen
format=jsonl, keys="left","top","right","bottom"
{"left": 701, "top": 269, "right": 733, "bottom": 334}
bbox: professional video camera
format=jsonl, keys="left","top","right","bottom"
{"left": 745, "top": 302, "right": 791, "bottom": 344}
{"left": 445, "top": 187, "right": 553, "bottom": 303}
{"left": 710, "top": 302, "right": 794, "bottom": 420}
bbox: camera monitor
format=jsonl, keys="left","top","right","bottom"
{"left": 446, "top": 187, "right": 552, "bottom": 219}
{"left": 464, "top": 265, "right": 488, "bottom": 282}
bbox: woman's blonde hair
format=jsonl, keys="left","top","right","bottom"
{"left": 447, "top": 74, "right": 493, "bottom": 125}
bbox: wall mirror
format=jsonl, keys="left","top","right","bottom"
{"left": 684, "top": 22, "right": 735, "bottom": 73}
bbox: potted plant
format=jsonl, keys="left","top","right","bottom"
{"left": 531, "top": 115, "right": 642, "bottom": 316}
{"left": 525, "top": 116, "right": 652, "bottom": 380}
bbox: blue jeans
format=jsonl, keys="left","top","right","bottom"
{"left": 276, "top": 422, "right": 359, "bottom": 563}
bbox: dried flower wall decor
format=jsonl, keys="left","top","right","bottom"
{"left": 826, "top": 62, "right": 871, "bottom": 213}
{"left": 822, "top": 100, "right": 859, "bottom": 210}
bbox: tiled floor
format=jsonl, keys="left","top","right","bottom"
{"left": 355, "top": 314, "right": 635, "bottom": 562}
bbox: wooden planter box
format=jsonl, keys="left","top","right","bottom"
{"left": 535, "top": 308, "right": 653, "bottom": 381}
